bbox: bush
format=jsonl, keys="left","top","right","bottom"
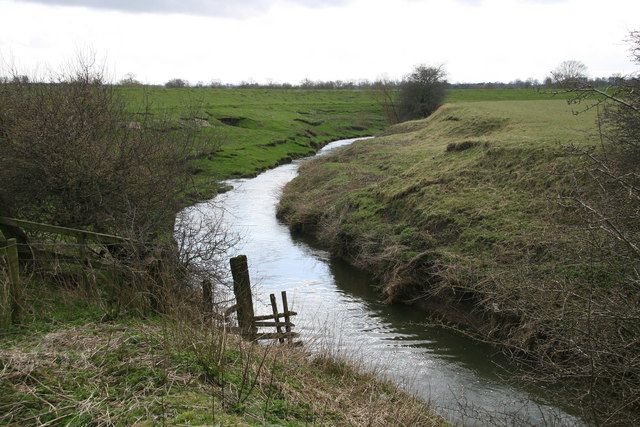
{"left": 397, "top": 65, "right": 447, "bottom": 122}
{"left": 164, "top": 78, "right": 189, "bottom": 88}
{"left": 0, "top": 61, "right": 206, "bottom": 241}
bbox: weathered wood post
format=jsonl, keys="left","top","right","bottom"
{"left": 76, "top": 233, "right": 91, "bottom": 292}
{"left": 0, "top": 219, "right": 32, "bottom": 263}
{"left": 6, "top": 238, "right": 21, "bottom": 323}
{"left": 270, "top": 293, "right": 285, "bottom": 344}
{"left": 77, "top": 233, "right": 87, "bottom": 265}
{"left": 0, "top": 231, "right": 10, "bottom": 328}
{"left": 202, "top": 279, "right": 213, "bottom": 315}
{"left": 281, "top": 291, "right": 293, "bottom": 345}
{"left": 229, "top": 255, "right": 256, "bottom": 339}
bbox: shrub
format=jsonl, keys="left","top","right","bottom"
{"left": 0, "top": 61, "right": 206, "bottom": 241}
{"left": 397, "top": 65, "right": 447, "bottom": 122}
{"left": 164, "top": 78, "right": 189, "bottom": 88}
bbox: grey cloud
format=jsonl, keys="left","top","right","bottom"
{"left": 454, "top": 0, "right": 568, "bottom": 3}
{"left": 14, "top": 0, "right": 349, "bottom": 17}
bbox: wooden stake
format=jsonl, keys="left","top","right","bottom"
{"left": 77, "top": 233, "right": 92, "bottom": 292}
{"left": 0, "top": 231, "right": 9, "bottom": 328}
{"left": 230, "top": 255, "right": 256, "bottom": 339}
{"left": 148, "top": 258, "right": 164, "bottom": 314}
{"left": 77, "top": 234, "right": 87, "bottom": 265}
{"left": 270, "top": 293, "right": 285, "bottom": 344}
{"left": 281, "top": 291, "right": 293, "bottom": 344}
{"left": 202, "top": 279, "right": 213, "bottom": 315}
{"left": 6, "top": 239, "right": 21, "bottom": 323}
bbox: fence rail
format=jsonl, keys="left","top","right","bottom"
{"left": 0, "top": 217, "right": 130, "bottom": 244}
{"left": 0, "top": 217, "right": 134, "bottom": 329}
{"left": 0, "top": 217, "right": 302, "bottom": 344}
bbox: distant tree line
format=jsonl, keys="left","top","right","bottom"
{"left": 5, "top": 69, "right": 623, "bottom": 91}
{"left": 159, "top": 75, "right": 625, "bottom": 91}
{"left": 449, "top": 77, "right": 623, "bottom": 90}
{"left": 165, "top": 78, "right": 390, "bottom": 90}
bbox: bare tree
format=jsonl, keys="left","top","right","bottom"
{"left": 373, "top": 77, "right": 400, "bottom": 124}
{"left": 174, "top": 201, "right": 239, "bottom": 289}
{"left": 0, "top": 55, "right": 238, "bottom": 317}
{"left": 550, "top": 59, "right": 588, "bottom": 87}
{"left": 119, "top": 72, "right": 142, "bottom": 86}
{"left": 541, "top": 33, "right": 640, "bottom": 424}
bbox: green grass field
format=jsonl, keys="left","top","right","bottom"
{"left": 119, "top": 87, "right": 568, "bottom": 197}
{"left": 119, "top": 88, "right": 386, "bottom": 195}
{"left": 446, "top": 88, "right": 571, "bottom": 102}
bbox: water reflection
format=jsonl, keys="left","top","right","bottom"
{"left": 325, "top": 255, "right": 506, "bottom": 372}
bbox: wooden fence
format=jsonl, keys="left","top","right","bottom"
{"left": 0, "top": 217, "right": 301, "bottom": 344}
{"left": 0, "top": 231, "right": 21, "bottom": 327}
{"left": 0, "top": 216, "right": 133, "bottom": 328}
{"left": 206, "top": 255, "right": 300, "bottom": 345}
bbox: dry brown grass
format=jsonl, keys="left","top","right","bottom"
{"left": 162, "top": 304, "right": 444, "bottom": 426}
{"left": 0, "top": 290, "right": 443, "bottom": 426}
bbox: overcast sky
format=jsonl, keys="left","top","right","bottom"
{"left": 0, "top": 0, "right": 638, "bottom": 84}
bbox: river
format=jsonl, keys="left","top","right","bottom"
{"left": 187, "top": 137, "right": 581, "bottom": 425}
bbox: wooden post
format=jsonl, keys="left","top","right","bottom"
{"left": 77, "top": 233, "right": 87, "bottom": 265}
{"left": 150, "top": 258, "right": 165, "bottom": 314}
{"left": 229, "top": 255, "right": 256, "bottom": 339}
{"left": 6, "top": 238, "right": 21, "bottom": 323}
{"left": 0, "top": 220, "right": 32, "bottom": 262}
{"left": 77, "top": 233, "right": 91, "bottom": 292}
{"left": 0, "top": 231, "right": 10, "bottom": 328}
{"left": 202, "top": 279, "right": 213, "bottom": 315}
{"left": 270, "top": 293, "right": 285, "bottom": 344}
{"left": 281, "top": 291, "right": 293, "bottom": 344}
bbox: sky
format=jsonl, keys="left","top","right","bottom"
{"left": 0, "top": 0, "right": 638, "bottom": 84}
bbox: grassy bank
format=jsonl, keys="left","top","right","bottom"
{"left": 277, "top": 99, "right": 640, "bottom": 419}
{"left": 0, "top": 283, "right": 442, "bottom": 426}
{"left": 278, "top": 99, "right": 600, "bottom": 303}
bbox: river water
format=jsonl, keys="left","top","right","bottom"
{"left": 189, "top": 137, "right": 581, "bottom": 425}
